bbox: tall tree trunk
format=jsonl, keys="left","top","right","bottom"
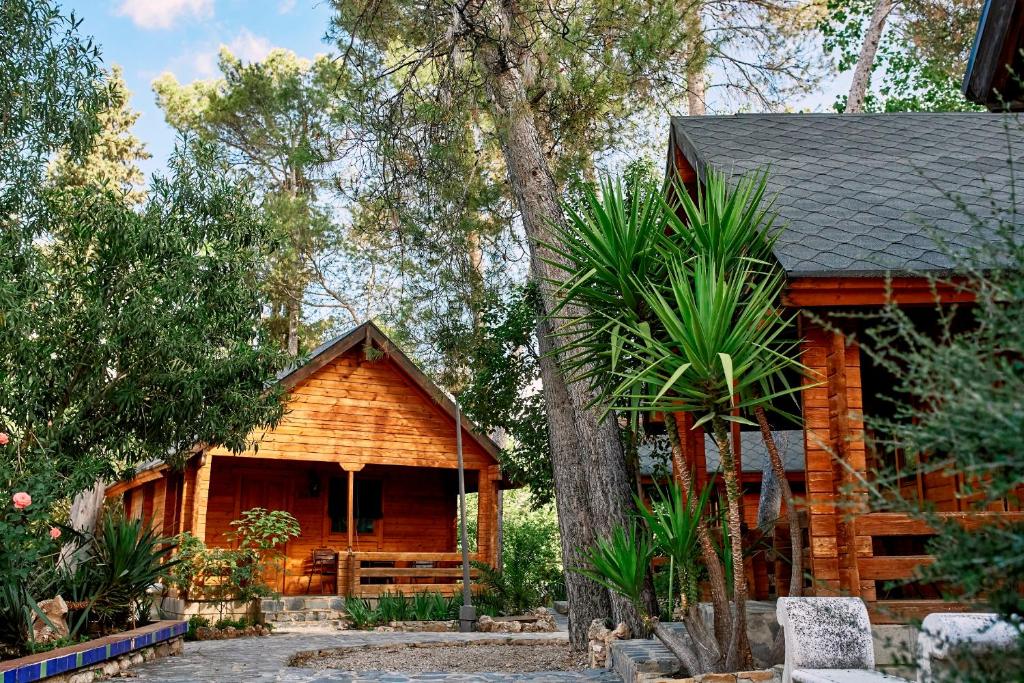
{"left": 535, "top": 318, "right": 611, "bottom": 647}
{"left": 472, "top": 25, "right": 648, "bottom": 640}
{"left": 753, "top": 407, "right": 803, "bottom": 598}
{"left": 685, "top": 8, "right": 707, "bottom": 115}
{"left": 61, "top": 480, "right": 106, "bottom": 568}
{"left": 711, "top": 415, "right": 753, "bottom": 671}
{"left": 286, "top": 299, "right": 300, "bottom": 356}
{"left": 846, "top": 0, "right": 895, "bottom": 113}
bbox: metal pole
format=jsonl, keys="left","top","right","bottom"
{"left": 455, "top": 401, "right": 476, "bottom": 631}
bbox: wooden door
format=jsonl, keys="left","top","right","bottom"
{"left": 238, "top": 475, "right": 289, "bottom": 591}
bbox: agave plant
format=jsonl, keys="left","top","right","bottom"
{"left": 577, "top": 523, "right": 653, "bottom": 623}
{"left": 90, "top": 514, "right": 178, "bottom": 630}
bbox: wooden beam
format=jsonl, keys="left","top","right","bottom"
{"left": 858, "top": 555, "right": 935, "bottom": 581}
{"left": 346, "top": 468, "right": 355, "bottom": 552}
{"left": 190, "top": 455, "right": 212, "bottom": 543}
{"left": 856, "top": 511, "right": 1024, "bottom": 536}
{"left": 783, "top": 277, "right": 976, "bottom": 308}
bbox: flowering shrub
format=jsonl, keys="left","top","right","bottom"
{"left": 170, "top": 508, "right": 300, "bottom": 602}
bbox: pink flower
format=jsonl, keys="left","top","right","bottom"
{"left": 11, "top": 492, "right": 31, "bottom": 509}
{"left": 49, "top": 527, "right": 61, "bottom": 540}
{"left": 0, "top": 432, "right": 8, "bottom": 446}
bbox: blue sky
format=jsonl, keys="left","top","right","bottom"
{"left": 65, "top": 0, "right": 847, "bottom": 182}
{"left": 65, "top": 1, "right": 336, "bottom": 180}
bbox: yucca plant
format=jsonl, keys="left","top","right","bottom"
{"left": 577, "top": 522, "right": 654, "bottom": 630}
{"left": 553, "top": 168, "right": 809, "bottom": 673}
{"left": 90, "top": 514, "right": 178, "bottom": 631}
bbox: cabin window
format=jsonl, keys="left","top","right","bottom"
{"left": 328, "top": 477, "right": 383, "bottom": 533}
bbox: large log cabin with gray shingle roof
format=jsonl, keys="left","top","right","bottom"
{"left": 662, "top": 112, "right": 1024, "bottom": 622}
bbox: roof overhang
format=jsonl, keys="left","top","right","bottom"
{"left": 964, "top": 0, "right": 1024, "bottom": 110}
{"left": 782, "top": 276, "right": 977, "bottom": 308}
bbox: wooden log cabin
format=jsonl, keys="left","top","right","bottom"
{"left": 105, "top": 321, "right": 507, "bottom": 597}
{"left": 663, "top": 112, "right": 1024, "bottom": 622}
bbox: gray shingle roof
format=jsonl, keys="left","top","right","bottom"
{"left": 670, "top": 113, "right": 1024, "bottom": 277}
{"left": 638, "top": 429, "right": 804, "bottom": 475}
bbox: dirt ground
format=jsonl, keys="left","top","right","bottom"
{"left": 291, "top": 642, "right": 590, "bottom": 673}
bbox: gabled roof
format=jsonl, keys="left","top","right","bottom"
{"left": 669, "top": 113, "right": 1024, "bottom": 278}
{"left": 278, "top": 320, "right": 501, "bottom": 460}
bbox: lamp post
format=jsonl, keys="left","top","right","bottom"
{"left": 455, "top": 401, "right": 476, "bottom": 632}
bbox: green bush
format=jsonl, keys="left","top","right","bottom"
{"left": 185, "top": 615, "right": 210, "bottom": 641}
{"left": 342, "top": 596, "right": 378, "bottom": 629}
{"left": 472, "top": 489, "right": 563, "bottom": 615}
{"left": 169, "top": 508, "right": 300, "bottom": 602}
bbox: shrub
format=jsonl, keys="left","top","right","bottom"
{"left": 472, "top": 489, "right": 562, "bottom": 614}
{"left": 342, "top": 596, "right": 378, "bottom": 629}
{"left": 170, "top": 508, "right": 300, "bottom": 602}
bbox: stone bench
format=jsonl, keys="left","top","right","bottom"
{"left": 777, "top": 597, "right": 909, "bottom": 683}
{"left": 916, "top": 612, "right": 1019, "bottom": 682}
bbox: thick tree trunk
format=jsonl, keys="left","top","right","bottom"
{"left": 754, "top": 407, "right": 802, "bottom": 598}
{"left": 535, "top": 318, "right": 611, "bottom": 647}
{"left": 846, "top": 0, "right": 895, "bottom": 113}
{"left": 711, "top": 416, "right": 753, "bottom": 671}
{"left": 61, "top": 480, "right": 106, "bottom": 568}
{"left": 474, "top": 30, "right": 647, "bottom": 641}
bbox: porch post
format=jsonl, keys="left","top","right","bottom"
{"left": 191, "top": 455, "right": 211, "bottom": 543}
{"left": 347, "top": 468, "right": 355, "bottom": 551}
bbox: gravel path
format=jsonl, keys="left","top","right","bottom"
{"left": 127, "top": 630, "right": 623, "bottom": 682}
{"left": 292, "top": 641, "right": 589, "bottom": 673}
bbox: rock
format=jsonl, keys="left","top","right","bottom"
{"left": 68, "top": 671, "right": 96, "bottom": 683}
{"left": 374, "top": 625, "right": 395, "bottom": 632}
{"left": 529, "top": 607, "right": 556, "bottom": 632}
{"left": 699, "top": 674, "right": 737, "bottom": 682}
{"left": 553, "top": 600, "right": 569, "bottom": 615}
{"left": 737, "top": 672, "right": 774, "bottom": 681}
{"left": 587, "top": 619, "right": 630, "bottom": 668}
{"left": 475, "top": 615, "right": 523, "bottom": 633}
{"left": 129, "top": 653, "right": 144, "bottom": 665}
{"left": 101, "top": 661, "right": 120, "bottom": 676}
{"left": 141, "top": 647, "right": 155, "bottom": 661}
{"left": 170, "top": 637, "right": 184, "bottom": 654}
{"left": 194, "top": 626, "right": 214, "bottom": 640}
{"left": 32, "top": 595, "right": 70, "bottom": 643}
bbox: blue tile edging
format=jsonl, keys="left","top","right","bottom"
{"left": 1, "top": 620, "right": 186, "bottom": 683}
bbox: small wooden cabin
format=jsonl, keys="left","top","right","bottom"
{"left": 665, "top": 112, "right": 1024, "bottom": 621}
{"left": 106, "top": 322, "right": 506, "bottom": 596}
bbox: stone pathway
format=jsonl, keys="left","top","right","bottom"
{"left": 127, "top": 630, "right": 623, "bottom": 682}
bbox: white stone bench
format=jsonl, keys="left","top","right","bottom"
{"left": 777, "top": 597, "right": 909, "bottom": 683}
{"left": 916, "top": 612, "right": 1019, "bottom": 682}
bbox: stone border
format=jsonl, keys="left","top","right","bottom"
{"left": 0, "top": 620, "right": 186, "bottom": 683}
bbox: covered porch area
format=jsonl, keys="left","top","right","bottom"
{"left": 199, "top": 456, "right": 500, "bottom": 597}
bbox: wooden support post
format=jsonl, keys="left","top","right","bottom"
{"left": 477, "top": 466, "right": 500, "bottom": 567}
{"left": 347, "top": 469, "right": 355, "bottom": 551}
{"left": 190, "top": 455, "right": 212, "bottom": 543}
{"left": 152, "top": 478, "right": 167, "bottom": 537}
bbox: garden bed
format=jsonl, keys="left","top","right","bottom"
{"left": 290, "top": 639, "right": 586, "bottom": 673}
{"left": 0, "top": 620, "right": 185, "bottom": 683}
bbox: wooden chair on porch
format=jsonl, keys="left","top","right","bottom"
{"left": 305, "top": 548, "right": 338, "bottom": 594}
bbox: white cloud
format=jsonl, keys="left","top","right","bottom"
{"left": 278, "top": 0, "right": 297, "bottom": 13}
{"left": 115, "top": 0, "right": 213, "bottom": 30}
{"left": 224, "top": 28, "right": 273, "bottom": 63}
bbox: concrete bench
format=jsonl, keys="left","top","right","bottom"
{"left": 916, "top": 612, "right": 1019, "bottom": 682}
{"left": 777, "top": 597, "right": 909, "bottom": 683}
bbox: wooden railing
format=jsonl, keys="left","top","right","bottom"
{"left": 339, "top": 551, "right": 482, "bottom": 597}
{"left": 854, "top": 511, "right": 1024, "bottom": 622}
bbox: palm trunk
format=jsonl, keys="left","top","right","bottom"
{"left": 754, "top": 406, "right": 803, "bottom": 597}
{"left": 845, "top": 0, "right": 895, "bottom": 113}
{"left": 473, "top": 24, "right": 649, "bottom": 641}
{"left": 711, "top": 415, "right": 753, "bottom": 671}
{"left": 665, "top": 413, "right": 729, "bottom": 672}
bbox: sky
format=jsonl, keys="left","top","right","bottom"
{"left": 64, "top": 0, "right": 849, "bottom": 182}
{"left": 65, "top": 0, "right": 337, "bottom": 180}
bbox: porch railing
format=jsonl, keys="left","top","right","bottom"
{"left": 339, "top": 551, "right": 482, "bottom": 597}
{"left": 854, "top": 511, "right": 1024, "bottom": 622}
